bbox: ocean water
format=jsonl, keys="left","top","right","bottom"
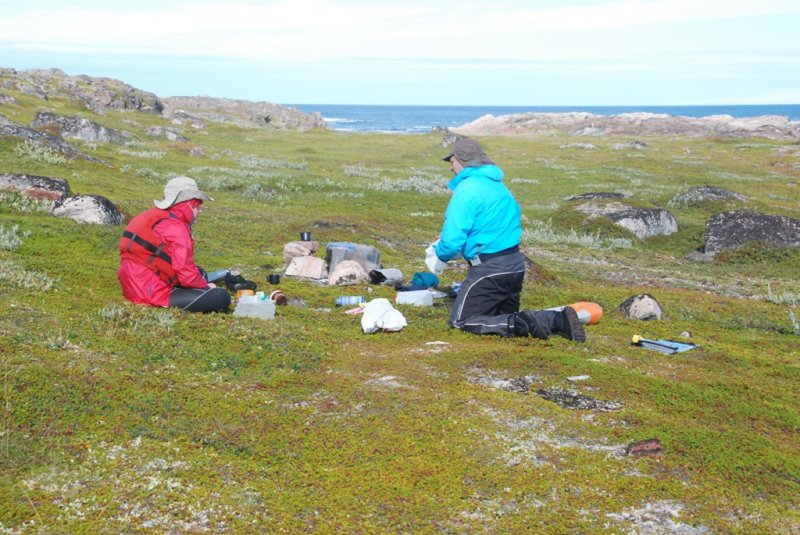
{"left": 286, "top": 103, "right": 800, "bottom": 133}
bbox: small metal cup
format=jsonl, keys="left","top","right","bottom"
{"left": 300, "top": 231, "right": 311, "bottom": 241}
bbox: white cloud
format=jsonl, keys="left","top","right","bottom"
{"left": 2, "top": 0, "right": 799, "bottom": 62}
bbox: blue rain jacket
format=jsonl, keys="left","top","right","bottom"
{"left": 434, "top": 164, "right": 521, "bottom": 262}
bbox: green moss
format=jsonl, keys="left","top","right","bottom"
{"left": 0, "top": 89, "right": 798, "bottom": 532}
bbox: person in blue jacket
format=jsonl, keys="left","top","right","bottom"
{"left": 429, "top": 138, "right": 585, "bottom": 341}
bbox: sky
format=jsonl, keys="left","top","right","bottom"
{"left": 1, "top": 0, "right": 799, "bottom": 106}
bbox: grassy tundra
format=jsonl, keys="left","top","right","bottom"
{"left": 1, "top": 89, "right": 799, "bottom": 533}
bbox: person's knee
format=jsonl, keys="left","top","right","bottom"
{"left": 208, "top": 288, "right": 231, "bottom": 312}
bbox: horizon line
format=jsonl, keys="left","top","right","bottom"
{"left": 282, "top": 102, "right": 800, "bottom": 108}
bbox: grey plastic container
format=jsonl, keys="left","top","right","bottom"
{"left": 233, "top": 294, "right": 276, "bottom": 320}
{"left": 326, "top": 242, "right": 381, "bottom": 273}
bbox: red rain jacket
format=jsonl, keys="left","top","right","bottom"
{"left": 118, "top": 201, "right": 208, "bottom": 307}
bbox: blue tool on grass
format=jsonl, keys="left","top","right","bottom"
{"left": 631, "top": 335, "right": 697, "bottom": 354}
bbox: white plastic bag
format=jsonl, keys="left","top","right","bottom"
{"left": 425, "top": 243, "right": 446, "bottom": 275}
{"left": 361, "top": 298, "right": 407, "bottom": 333}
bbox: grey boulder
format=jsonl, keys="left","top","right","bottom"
{"left": 671, "top": 186, "right": 746, "bottom": 207}
{"left": 578, "top": 202, "right": 678, "bottom": 239}
{"left": 0, "top": 173, "right": 70, "bottom": 201}
{"left": 704, "top": 210, "right": 800, "bottom": 255}
{"left": 31, "top": 111, "right": 127, "bottom": 144}
{"left": 52, "top": 195, "right": 122, "bottom": 225}
{"left": 565, "top": 192, "right": 625, "bottom": 202}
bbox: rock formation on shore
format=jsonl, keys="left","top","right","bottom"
{"left": 454, "top": 112, "right": 800, "bottom": 140}
{"left": 0, "top": 68, "right": 325, "bottom": 131}
{"left": 162, "top": 96, "right": 325, "bottom": 131}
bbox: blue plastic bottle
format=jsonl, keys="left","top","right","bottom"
{"left": 335, "top": 296, "right": 366, "bottom": 307}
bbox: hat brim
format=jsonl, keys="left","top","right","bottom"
{"left": 154, "top": 189, "right": 213, "bottom": 209}
{"left": 442, "top": 153, "right": 454, "bottom": 162}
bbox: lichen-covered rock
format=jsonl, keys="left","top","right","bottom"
{"left": 671, "top": 185, "right": 746, "bottom": 207}
{"left": 0, "top": 173, "right": 70, "bottom": 201}
{"left": 608, "top": 207, "right": 678, "bottom": 239}
{"left": 31, "top": 111, "right": 127, "bottom": 144}
{"left": 52, "top": 195, "right": 122, "bottom": 225}
{"left": 147, "top": 126, "right": 189, "bottom": 142}
{"left": 619, "top": 294, "right": 662, "bottom": 321}
{"left": 0, "top": 122, "right": 102, "bottom": 162}
{"left": 328, "top": 260, "right": 368, "bottom": 286}
{"left": 565, "top": 192, "right": 625, "bottom": 202}
{"left": 577, "top": 202, "right": 678, "bottom": 239}
{"left": 703, "top": 210, "right": 800, "bottom": 255}
{"left": 610, "top": 141, "right": 647, "bottom": 150}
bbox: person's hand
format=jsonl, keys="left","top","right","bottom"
{"left": 425, "top": 243, "right": 446, "bottom": 275}
{"left": 207, "top": 282, "right": 217, "bottom": 288}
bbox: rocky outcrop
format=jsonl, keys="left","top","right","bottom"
{"left": 454, "top": 112, "right": 800, "bottom": 140}
{"left": 0, "top": 68, "right": 324, "bottom": 130}
{"left": 162, "top": 96, "right": 326, "bottom": 131}
{"left": 31, "top": 111, "right": 127, "bottom": 144}
{"left": 1, "top": 68, "right": 163, "bottom": 113}
{"left": 703, "top": 210, "right": 800, "bottom": 255}
{"left": 670, "top": 186, "right": 746, "bottom": 207}
{"left": 52, "top": 195, "right": 123, "bottom": 225}
{"left": 576, "top": 201, "right": 678, "bottom": 239}
{"left": 166, "top": 110, "right": 206, "bottom": 129}
{"left": 0, "top": 173, "right": 70, "bottom": 201}
{"left": 0, "top": 121, "right": 103, "bottom": 163}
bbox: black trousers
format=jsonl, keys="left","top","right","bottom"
{"left": 450, "top": 251, "right": 557, "bottom": 336}
{"left": 168, "top": 287, "right": 231, "bottom": 313}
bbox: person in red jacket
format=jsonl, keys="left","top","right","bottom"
{"left": 118, "top": 176, "right": 231, "bottom": 312}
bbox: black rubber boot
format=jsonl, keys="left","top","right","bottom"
{"left": 517, "top": 310, "right": 551, "bottom": 340}
{"left": 555, "top": 307, "right": 586, "bottom": 343}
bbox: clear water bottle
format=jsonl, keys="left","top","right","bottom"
{"left": 335, "top": 296, "right": 366, "bottom": 307}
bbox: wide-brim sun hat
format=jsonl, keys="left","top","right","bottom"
{"left": 442, "top": 138, "right": 495, "bottom": 166}
{"left": 154, "top": 176, "right": 213, "bottom": 209}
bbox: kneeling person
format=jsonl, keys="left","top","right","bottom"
{"left": 118, "top": 176, "right": 231, "bottom": 313}
{"left": 432, "top": 139, "right": 585, "bottom": 342}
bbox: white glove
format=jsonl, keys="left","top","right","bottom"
{"left": 425, "top": 243, "right": 446, "bottom": 275}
